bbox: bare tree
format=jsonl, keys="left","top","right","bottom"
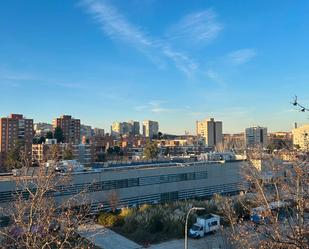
{"left": 0, "top": 165, "right": 96, "bottom": 248}
{"left": 219, "top": 149, "right": 309, "bottom": 248}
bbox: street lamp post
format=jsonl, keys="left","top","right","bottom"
{"left": 184, "top": 207, "right": 205, "bottom": 249}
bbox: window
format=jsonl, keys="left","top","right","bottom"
{"left": 128, "top": 178, "right": 139, "bottom": 187}
{"left": 116, "top": 179, "right": 128, "bottom": 188}
{"left": 103, "top": 181, "right": 116, "bottom": 190}
{"left": 210, "top": 221, "right": 218, "bottom": 226}
{"left": 195, "top": 171, "right": 208, "bottom": 180}
{"left": 160, "top": 191, "right": 179, "bottom": 202}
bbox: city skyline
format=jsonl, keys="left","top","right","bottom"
{"left": 0, "top": 111, "right": 304, "bottom": 135}
{"left": 1, "top": 0, "right": 309, "bottom": 134}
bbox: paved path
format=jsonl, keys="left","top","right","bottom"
{"left": 78, "top": 224, "right": 142, "bottom": 249}
{"left": 149, "top": 233, "right": 226, "bottom": 249}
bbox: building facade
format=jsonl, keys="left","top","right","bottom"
{"left": 142, "top": 120, "right": 159, "bottom": 138}
{"left": 33, "top": 123, "right": 53, "bottom": 137}
{"left": 0, "top": 114, "right": 34, "bottom": 159}
{"left": 223, "top": 133, "right": 245, "bottom": 150}
{"left": 128, "top": 120, "right": 140, "bottom": 136}
{"left": 111, "top": 121, "right": 140, "bottom": 137}
{"left": 93, "top": 128, "right": 105, "bottom": 137}
{"left": 0, "top": 160, "right": 245, "bottom": 213}
{"left": 111, "top": 122, "right": 122, "bottom": 136}
{"left": 196, "top": 118, "right": 223, "bottom": 147}
{"left": 72, "top": 143, "right": 94, "bottom": 166}
{"left": 245, "top": 126, "right": 268, "bottom": 147}
{"left": 292, "top": 124, "right": 309, "bottom": 151}
{"left": 80, "top": 125, "right": 93, "bottom": 139}
{"left": 52, "top": 115, "right": 80, "bottom": 144}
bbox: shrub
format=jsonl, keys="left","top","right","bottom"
{"left": 122, "top": 218, "right": 139, "bottom": 234}
{"left": 119, "top": 207, "right": 134, "bottom": 218}
{"left": 139, "top": 204, "right": 150, "bottom": 212}
{"left": 98, "top": 213, "right": 119, "bottom": 227}
{"left": 147, "top": 214, "right": 164, "bottom": 233}
{"left": 130, "top": 229, "right": 153, "bottom": 243}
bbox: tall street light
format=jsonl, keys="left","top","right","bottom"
{"left": 185, "top": 207, "right": 205, "bottom": 249}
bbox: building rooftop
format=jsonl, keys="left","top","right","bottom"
{"left": 0, "top": 158, "right": 244, "bottom": 182}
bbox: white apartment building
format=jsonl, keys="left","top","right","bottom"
{"left": 292, "top": 124, "right": 309, "bottom": 151}
{"left": 245, "top": 126, "right": 268, "bottom": 147}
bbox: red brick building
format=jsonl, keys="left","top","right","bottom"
{"left": 0, "top": 114, "right": 34, "bottom": 169}
{"left": 52, "top": 115, "right": 80, "bottom": 144}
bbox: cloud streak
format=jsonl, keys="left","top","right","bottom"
{"left": 167, "top": 9, "right": 223, "bottom": 44}
{"left": 227, "top": 48, "right": 257, "bottom": 65}
{"left": 135, "top": 100, "right": 183, "bottom": 114}
{"left": 80, "top": 0, "right": 197, "bottom": 77}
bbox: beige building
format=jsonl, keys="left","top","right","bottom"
{"left": 111, "top": 122, "right": 122, "bottom": 136}
{"left": 32, "top": 139, "right": 57, "bottom": 165}
{"left": 111, "top": 121, "right": 140, "bottom": 137}
{"left": 32, "top": 139, "right": 94, "bottom": 166}
{"left": 53, "top": 115, "right": 80, "bottom": 144}
{"left": 292, "top": 124, "right": 309, "bottom": 151}
{"left": 142, "top": 120, "right": 159, "bottom": 138}
{"left": 196, "top": 118, "right": 223, "bottom": 147}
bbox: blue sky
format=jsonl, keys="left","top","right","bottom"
{"left": 1, "top": 0, "right": 309, "bottom": 134}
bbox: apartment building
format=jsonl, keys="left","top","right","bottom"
{"left": 80, "top": 124, "right": 93, "bottom": 139}
{"left": 111, "top": 122, "right": 122, "bottom": 136}
{"left": 142, "top": 120, "right": 159, "bottom": 138}
{"left": 128, "top": 120, "right": 140, "bottom": 136}
{"left": 196, "top": 118, "right": 223, "bottom": 147}
{"left": 52, "top": 115, "right": 80, "bottom": 144}
{"left": 292, "top": 124, "right": 309, "bottom": 151}
{"left": 0, "top": 114, "right": 33, "bottom": 157}
{"left": 245, "top": 126, "right": 268, "bottom": 147}
{"left": 32, "top": 139, "right": 94, "bottom": 166}
{"left": 93, "top": 128, "right": 105, "bottom": 137}
{"left": 111, "top": 121, "right": 140, "bottom": 137}
{"left": 72, "top": 143, "right": 94, "bottom": 166}
{"left": 33, "top": 123, "right": 53, "bottom": 137}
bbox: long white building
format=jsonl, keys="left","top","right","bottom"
{"left": 0, "top": 159, "right": 245, "bottom": 213}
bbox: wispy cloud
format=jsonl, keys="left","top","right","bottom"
{"left": 80, "top": 0, "right": 197, "bottom": 77}
{"left": 167, "top": 9, "right": 223, "bottom": 45}
{"left": 226, "top": 48, "right": 257, "bottom": 65}
{"left": 135, "top": 100, "right": 181, "bottom": 114}
{"left": 0, "top": 68, "right": 37, "bottom": 81}
{"left": 205, "top": 69, "right": 226, "bottom": 86}
{"left": 149, "top": 100, "right": 169, "bottom": 113}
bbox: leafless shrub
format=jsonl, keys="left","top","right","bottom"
{"left": 220, "top": 148, "right": 309, "bottom": 248}
{"left": 0, "top": 164, "right": 97, "bottom": 249}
